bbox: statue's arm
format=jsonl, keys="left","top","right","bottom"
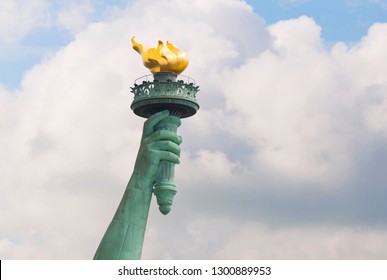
{"left": 93, "top": 184, "right": 152, "bottom": 259}
{"left": 93, "top": 110, "right": 181, "bottom": 260}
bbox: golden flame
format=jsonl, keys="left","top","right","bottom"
{"left": 131, "top": 36, "right": 189, "bottom": 75}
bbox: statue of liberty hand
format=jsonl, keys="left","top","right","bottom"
{"left": 131, "top": 110, "right": 182, "bottom": 192}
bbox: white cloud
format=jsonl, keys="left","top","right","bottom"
{"left": 0, "top": 0, "right": 50, "bottom": 44}
{"left": 56, "top": 0, "right": 94, "bottom": 35}
{"left": 364, "top": 102, "right": 387, "bottom": 136}
{"left": 212, "top": 223, "right": 387, "bottom": 259}
{"left": 142, "top": 216, "right": 387, "bottom": 259}
{"left": 214, "top": 17, "right": 387, "bottom": 187}
{"left": 269, "top": 16, "right": 323, "bottom": 53}
{"left": 1, "top": 0, "right": 387, "bottom": 259}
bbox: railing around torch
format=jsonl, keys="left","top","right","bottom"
{"left": 134, "top": 74, "right": 196, "bottom": 85}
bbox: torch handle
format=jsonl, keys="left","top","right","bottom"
{"left": 153, "top": 115, "right": 181, "bottom": 215}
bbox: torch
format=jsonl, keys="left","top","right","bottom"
{"left": 130, "top": 37, "right": 199, "bottom": 215}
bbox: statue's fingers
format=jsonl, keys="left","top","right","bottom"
{"left": 143, "top": 110, "right": 170, "bottom": 136}
{"left": 143, "top": 130, "right": 182, "bottom": 145}
{"left": 158, "top": 151, "right": 180, "bottom": 164}
{"left": 149, "top": 140, "right": 181, "bottom": 156}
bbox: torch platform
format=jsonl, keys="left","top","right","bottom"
{"left": 131, "top": 73, "right": 199, "bottom": 118}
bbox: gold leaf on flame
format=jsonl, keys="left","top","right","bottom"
{"left": 131, "top": 36, "right": 189, "bottom": 75}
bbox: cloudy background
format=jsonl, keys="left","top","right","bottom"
{"left": 1, "top": 0, "right": 387, "bottom": 259}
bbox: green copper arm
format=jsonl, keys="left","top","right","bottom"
{"left": 93, "top": 110, "right": 182, "bottom": 260}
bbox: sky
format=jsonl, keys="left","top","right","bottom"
{"left": 1, "top": 0, "right": 387, "bottom": 259}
